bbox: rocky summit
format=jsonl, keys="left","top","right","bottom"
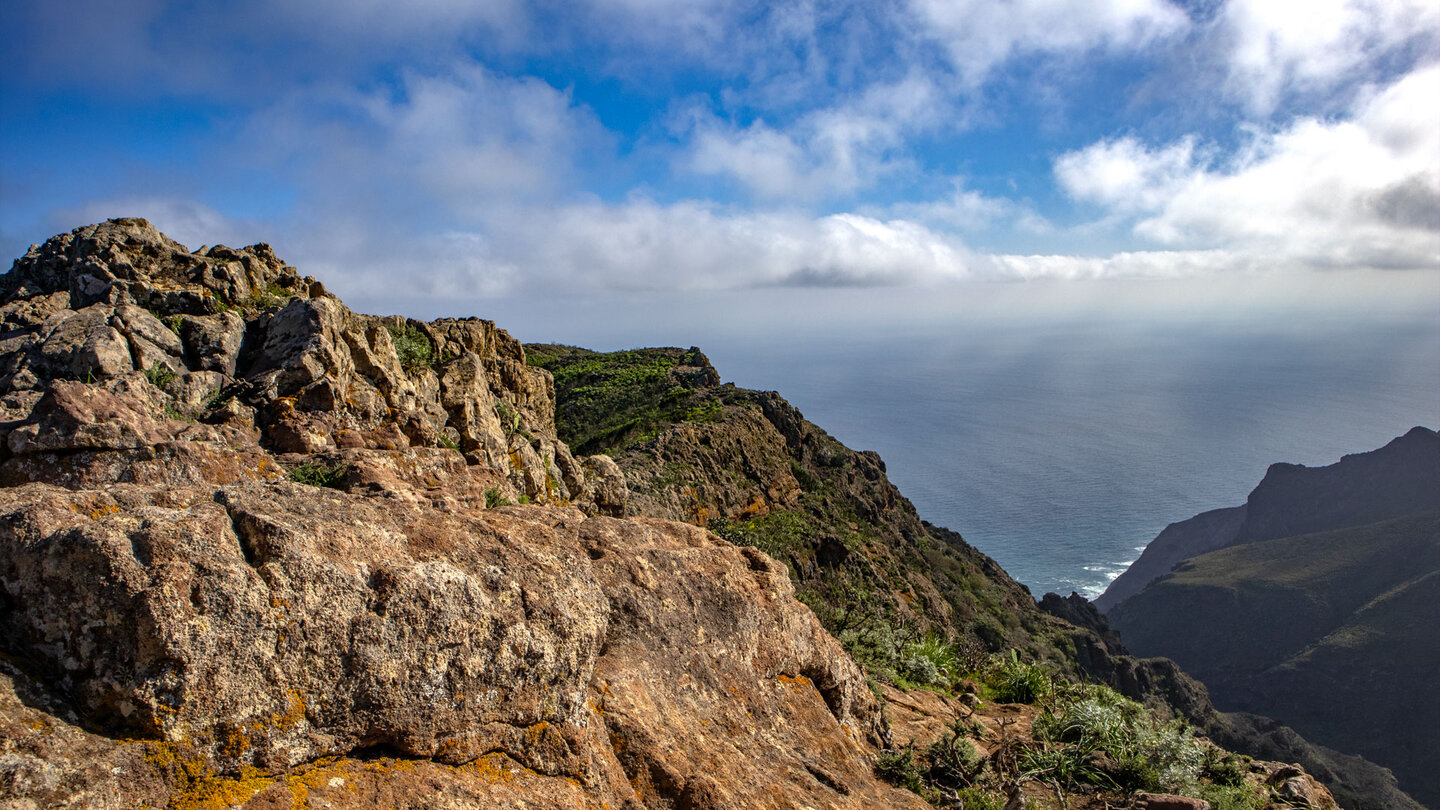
{"left": 0, "top": 219, "right": 1389, "bottom": 809}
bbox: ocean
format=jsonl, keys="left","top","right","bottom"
{"left": 383, "top": 272, "right": 1440, "bottom": 600}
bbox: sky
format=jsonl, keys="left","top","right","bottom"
{"left": 1, "top": 0, "right": 1438, "bottom": 317}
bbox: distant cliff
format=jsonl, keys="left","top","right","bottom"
{"left": 1096, "top": 427, "right": 1440, "bottom": 611}
{"left": 1106, "top": 429, "right": 1440, "bottom": 807}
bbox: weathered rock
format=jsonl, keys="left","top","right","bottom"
{"left": 1131, "top": 792, "right": 1212, "bottom": 810}
{"left": 0, "top": 481, "right": 924, "bottom": 809}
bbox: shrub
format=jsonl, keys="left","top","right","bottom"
{"left": 144, "top": 362, "right": 177, "bottom": 388}
{"left": 903, "top": 634, "right": 960, "bottom": 687}
{"left": 288, "top": 462, "right": 346, "bottom": 489}
{"left": 485, "top": 487, "right": 511, "bottom": 508}
{"left": 875, "top": 746, "right": 925, "bottom": 793}
{"left": 386, "top": 322, "right": 434, "bottom": 376}
{"left": 954, "top": 787, "right": 1006, "bottom": 810}
{"left": 926, "top": 718, "right": 983, "bottom": 785}
{"left": 1034, "top": 683, "right": 1208, "bottom": 794}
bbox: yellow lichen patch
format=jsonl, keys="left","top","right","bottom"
{"left": 461, "top": 752, "right": 539, "bottom": 785}
{"left": 776, "top": 674, "right": 815, "bottom": 700}
{"left": 22, "top": 716, "right": 53, "bottom": 733}
{"left": 143, "top": 743, "right": 275, "bottom": 810}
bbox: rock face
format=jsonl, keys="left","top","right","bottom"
{"left": 0, "top": 220, "right": 924, "bottom": 809}
{"left": 1106, "top": 430, "right": 1440, "bottom": 808}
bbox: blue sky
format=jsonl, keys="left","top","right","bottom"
{"left": 2, "top": 0, "right": 1438, "bottom": 305}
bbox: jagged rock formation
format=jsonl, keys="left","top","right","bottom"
{"left": 0, "top": 218, "right": 625, "bottom": 515}
{"left": 1105, "top": 429, "right": 1440, "bottom": 807}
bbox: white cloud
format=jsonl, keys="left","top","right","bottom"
{"left": 483, "top": 199, "right": 979, "bottom": 291}
{"left": 885, "top": 179, "right": 1052, "bottom": 234}
{"left": 243, "top": 63, "right": 608, "bottom": 224}
{"left": 682, "top": 73, "right": 943, "bottom": 199}
{"left": 1055, "top": 65, "right": 1440, "bottom": 271}
{"left": 1216, "top": 0, "right": 1440, "bottom": 114}
{"left": 907, "top": 0, "right": 1188, "bottom": 85}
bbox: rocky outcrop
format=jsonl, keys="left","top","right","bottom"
{"left": 0, "top": 218, "right": 624, "bottom": 514}
{"left": 0, "top": 480, "right": 917, "bottom": 809}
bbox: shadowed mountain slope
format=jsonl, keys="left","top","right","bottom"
{"left": 1107, "top": 431, "right": 1440, "bottom": 807}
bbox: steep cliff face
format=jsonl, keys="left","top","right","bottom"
{"left": 1106, "top": 430, "right": 1440, "bottom": 808}
{"left": 526, "top": 344, "right": 1078, "bottom": 674}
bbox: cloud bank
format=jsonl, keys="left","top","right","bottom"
{"left": 2, "top": 0, "right": 1437, "bottom": 297}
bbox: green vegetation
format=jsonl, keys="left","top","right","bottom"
{"left": 485, "top": 487, "right": 511, "bottom": 508}
{"left": 873, "top": 657, "right": 1272, "bottom": 809}
{"left": 162, "top": 402, "right": 195, "bottom": 424}
{"left": 288, "top": 462, "right": 346, "bottom": 489}
{"left": 385, "top": 321, "right": 435, "bottom": 376}
{"left": 984, "top": 650, "right": 1053, "bottom": 704}
{"left": 143, "top": 361, "right": 177, "bottom": 388}
{"left": 525, "top": 344, "right": 717, "bottom": 455}
{"left": 166, "top": 314, "right": 184, "bottom": 335}
{"left": 248, "top": 281, "right": 296, "bottom": 312}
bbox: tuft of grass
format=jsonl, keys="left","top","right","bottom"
{"left": 485, "top": 487, "right": 511, "bottom": 508}
{"left": 162, "top": 402, "right": 196, "bottom": 424}
{"left": 985, "top": 649, "right": 1053, "bottom": 704}
{"left": 288, "top": 462, "right": 346, "bottom": 489}
{"left": 902, "top": 634, "right": 960, "bottom": 688}
{"left": 248, "top": 281, "right": 295, "bottom": 312}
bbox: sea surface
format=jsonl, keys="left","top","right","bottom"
{"left": 386, "top": 273, "right": 1440, "bottom": 599}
